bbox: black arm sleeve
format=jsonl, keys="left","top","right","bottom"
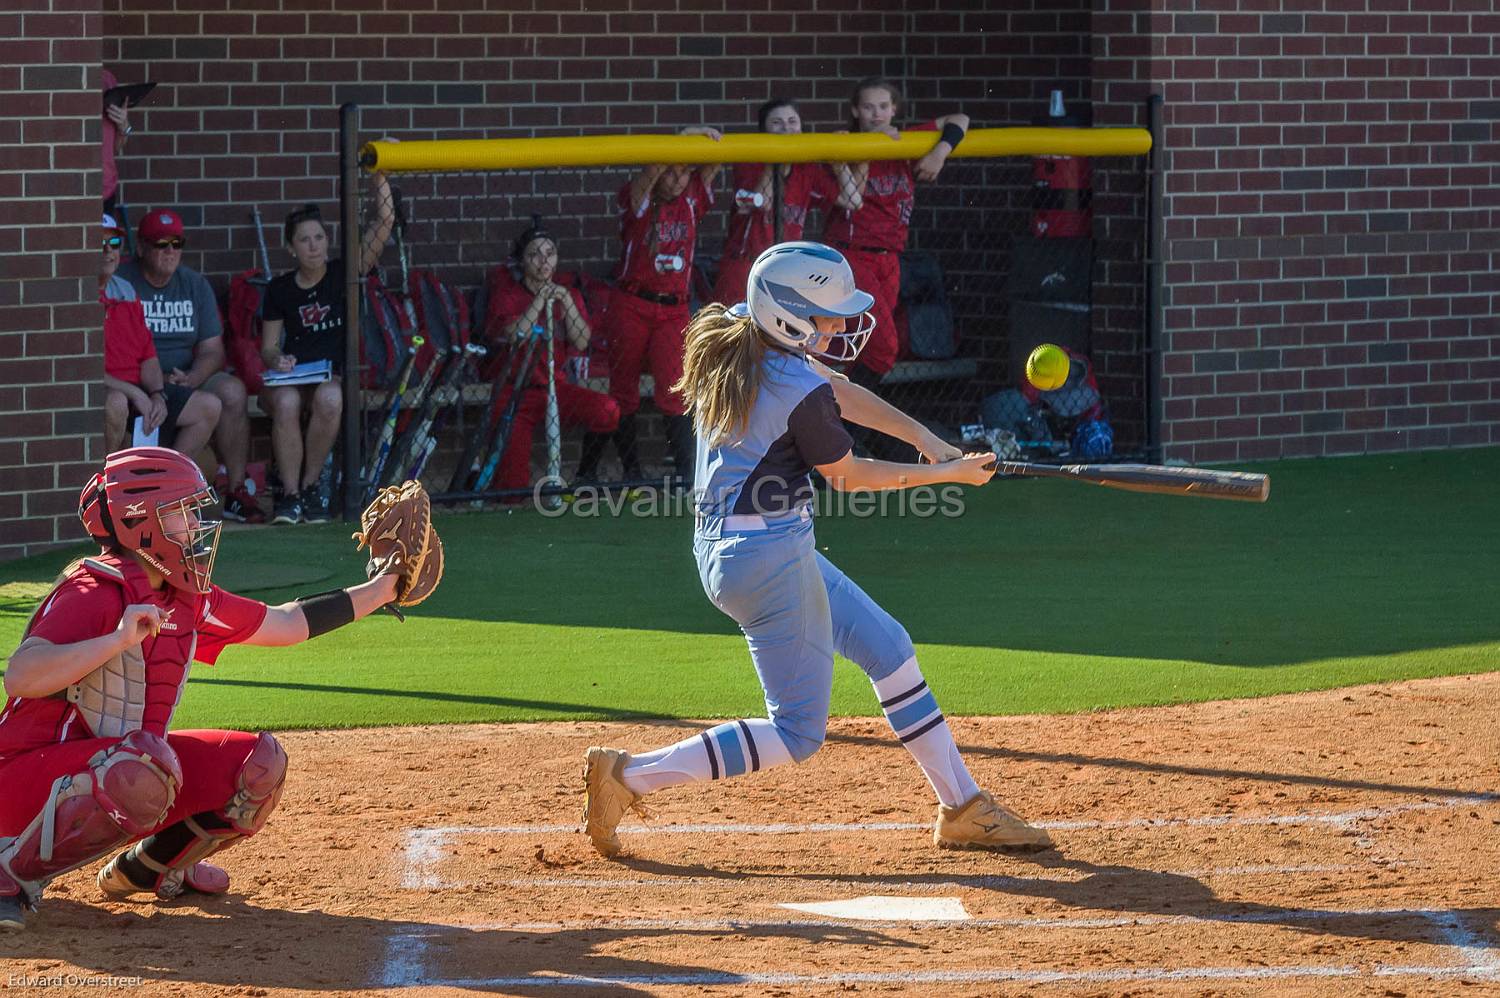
{"left": 296, "top": 588, "right": 356, "bottom": 638}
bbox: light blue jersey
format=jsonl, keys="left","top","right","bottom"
{"left": 693, "top": 350, "right": 852, "bottom": 536}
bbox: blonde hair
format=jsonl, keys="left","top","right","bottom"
{"left": 672, "top": 304, "right": 771, "bottom": 446}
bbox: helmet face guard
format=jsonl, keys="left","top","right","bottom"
{"left": 152, "top": 488, "right": 222, "bottom": 594}
{"left": 806, "top": 310, "right": 876, "bottom": 363}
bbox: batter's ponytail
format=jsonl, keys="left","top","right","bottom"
{"left": 673, "top": 304, "right": 769, "bottom": 446}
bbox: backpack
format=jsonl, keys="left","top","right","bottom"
{"left": 897, "top": 249, "right": 956, "bottom": 360}
{"left": 225, "top": 270, "right": 269, "bottom": 395}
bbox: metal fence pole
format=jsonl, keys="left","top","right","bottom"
{"left": 339, "top": 102, "right": 362, "bottom": 520}
{"left": 1144, "top": 94, "right": 1165, "bottom": 462}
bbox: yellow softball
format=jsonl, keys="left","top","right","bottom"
{"left": 1025, "top": 343, "right": 1070, "bottom": 391}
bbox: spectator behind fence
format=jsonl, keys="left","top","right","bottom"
{"left": 116, "top": 209, "right": 263, "bottom": 523}
{"left": 824, "top": 77, "right": 968, "bottom": 389}
{"left": 101, "top": 214, "right": 220, "bottom": 455}
{"left": 260, "top": 171, "right": 395, "bottom": 526}
{"left": 709, "top": 99, "right": 860, "bottom": 308}
{"left": 483, "top": 217, "right": 620, "bottom": 493}
{"left": 100, "top": 69, "right": 133, "bottom": 213}
{"left": 602, "top": 126, "right": 723, "bottom": 485}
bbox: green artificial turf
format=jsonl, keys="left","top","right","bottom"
{"left": 2, "top": 448, "right": 1496, "bottom": 730}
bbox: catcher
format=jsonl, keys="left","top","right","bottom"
{"left": 0, "top": 447, "right": 440, "bottom": 930}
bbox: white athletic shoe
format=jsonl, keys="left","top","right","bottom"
{"left": 583, "top": 746, "right": 648, "bottom": 859}
{"left": 934, "top": 790, "right": 1053, "bottom": 851}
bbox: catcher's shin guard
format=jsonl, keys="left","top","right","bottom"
{"left": 0, "top": 731, "right": 181, "bottom": 900}
{"left": 98, "top": 732, "right": 286, "bottom": 900}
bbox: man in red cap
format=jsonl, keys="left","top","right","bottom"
{"left": 116, "top": 209, "right": 264, "bottom": 523}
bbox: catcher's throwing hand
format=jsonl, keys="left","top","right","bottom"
{"left": 351, "top": 480, "right": 444, "bottom": 616}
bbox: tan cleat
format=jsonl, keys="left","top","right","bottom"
{"left": 97, "top": 853, "right": 147, "bottom": 900}
{"left": 934, "top": 790, "right": 1054, "bottom": 852}
{"left": 582, "top": 746, "right": 648, "bottom": 859}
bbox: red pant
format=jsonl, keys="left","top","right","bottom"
{"left": 844, "top": 249, "right": 902, "bottom": 376}
{"left": 710, "top": 255, "right": 753, "bottom": 308}
{"left": 605, "top": 292, "right": 690, "bottom": 418}
{"left": 492, "top": 381, "right": 621, "bottom": 490}
{"left": 0, "top": 729, "right": 267, "bottom": 838}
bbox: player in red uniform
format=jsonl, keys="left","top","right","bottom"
{"left": 0, "top": 447, "right": 402, "bottom": 930}
{"left": 709, "top": 99, "right": 861, "bottom": 308}
{"left": 482, "top": 218, "right": 621, "bottom": 491}
{"left": 823, "top": 77, "right": 969, "bottom": 389}
{"left": 603, "top": 126, "right": 722, "bottom": 486}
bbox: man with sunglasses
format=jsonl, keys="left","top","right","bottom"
{"left": 101, "top": 215, "right": 221, "bottom": 456}
{"left": 117, "top": 210, "right": 264, "bottom": 523}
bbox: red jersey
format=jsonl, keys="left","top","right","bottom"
{"left": 0, "top": 557, "right": 267, "bottom": 762}
{"left": 612, "top": 175, "right": 713, "bottom": 298}
{"left": 103, "top": 290, "right": 156, "bottom": 384}
{"left": 720, "top": 163, "right": 840, "bottom": 264}
{"left": 823, "top": 121, "right": 937, "bottom": 253}
{"left": 484, "top": 266, "right": 590, "bottom": 387}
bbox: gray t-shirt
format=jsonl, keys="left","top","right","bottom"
{"left": 115, "top": 259, "right": 223, "bottom": 374}
{"left": 104, "top": 275, "right": 136, "bottom": 301}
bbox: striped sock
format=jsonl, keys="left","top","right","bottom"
{"left": 622, "top": 719, "right": 794, "bottom": 796}
{"left": 873, "top": 658, "right": 981, "bottom": 808}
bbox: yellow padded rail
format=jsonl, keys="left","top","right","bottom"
{"left": 360, "top": 127, "right": 1152, "bottom": 173}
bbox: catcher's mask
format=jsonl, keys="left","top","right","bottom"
{"left": 79, "top": 447, "right": 222, "bottom": 594}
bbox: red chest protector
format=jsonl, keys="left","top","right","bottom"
{"left": 40, "top": 555, "right": 203, "bottom": 740}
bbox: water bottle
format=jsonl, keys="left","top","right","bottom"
{"left": 654, "top": 253, "right": 685, "bottom": 273}
{"left": 734, "top": 189, "right": 766, "bottom": 210}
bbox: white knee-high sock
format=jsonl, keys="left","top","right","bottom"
{"left": 872, "top": 657, "right": 981, "bottom": 808}
{"left": 621, "top": 718, "right": 796, "bottom": 796}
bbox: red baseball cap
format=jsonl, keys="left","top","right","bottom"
{"left": 139, "top": 209, "right": 185, "bottom": 244}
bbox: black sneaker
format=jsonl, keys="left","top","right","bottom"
{"left": 221, "top": 487, "right": 266, "bottom": 524}
{"left": 301, "top": 486, "right": 331, "bottom": 524}
{"left": 271, "top": 491, "right": 303, "bottom": 526}
{"left": 0, "top": 892, "right": 27, "bottom": 931}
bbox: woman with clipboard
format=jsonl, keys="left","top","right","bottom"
{"left": 259, "top": 169, "right": 395, "bottom": 525}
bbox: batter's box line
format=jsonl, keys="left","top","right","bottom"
{"left": 399, "top": 793, "right": 1496, "bottom": 889}
{"left": 378, "top": 908, "right": 1500, "bottom": 989}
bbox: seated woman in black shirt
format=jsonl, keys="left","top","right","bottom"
{"left": 260, "top": 174, "right": 393, "bottom": 524}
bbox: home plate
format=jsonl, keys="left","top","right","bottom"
{"left": 778, "top": 895, "right": 971, "bottom": 922}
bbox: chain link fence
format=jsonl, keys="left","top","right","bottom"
{"left": 333, "top": 121, "right": 1149, "bottom": 506}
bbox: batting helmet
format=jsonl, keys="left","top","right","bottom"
{"left": 746, "top": 241, "right": 875, "bottom": 362}
{"left": 78, "top": 447, "right": 222, "bottom": 594}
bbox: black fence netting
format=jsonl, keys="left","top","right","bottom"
{"left": 342, "top": 139, "right": 1148, "bottom": 506}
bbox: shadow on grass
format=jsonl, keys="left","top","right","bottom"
{"left": 5, "top": 451, "right": 1500, "bottom": 668}
{"left": 186, "top": 676, "right": 664, "bottom": 721}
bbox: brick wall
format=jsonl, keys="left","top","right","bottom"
{"left": 99, "top": 0, "right": 1144, "bottom": 445}
{"left": 1142, "top": 5, "right": 1500, "bottom": 462}
{"left": 0, "top": 1, "right": 106, "bottom": 560}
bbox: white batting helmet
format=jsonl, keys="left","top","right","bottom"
{"left": 745, "top": 241, "right": 875, "bottom": 362}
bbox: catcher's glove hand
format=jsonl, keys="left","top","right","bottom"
{"left": 352, "top": 480, "right": 444, "bottom": 616}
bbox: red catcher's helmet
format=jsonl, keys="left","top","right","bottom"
{"left": 77, "top": 447, "right": 222, "bottom": 594}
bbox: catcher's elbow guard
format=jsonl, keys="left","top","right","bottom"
{"left": 296, "top": 589, "right": 356, "bottom": 638}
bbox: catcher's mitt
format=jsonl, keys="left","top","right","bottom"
{"left": 352, "top": 480, "right": 444, "bottom": 614}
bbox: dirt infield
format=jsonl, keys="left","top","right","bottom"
{"left": 2, "top": 673, "right": 1498, "bottom": 996}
